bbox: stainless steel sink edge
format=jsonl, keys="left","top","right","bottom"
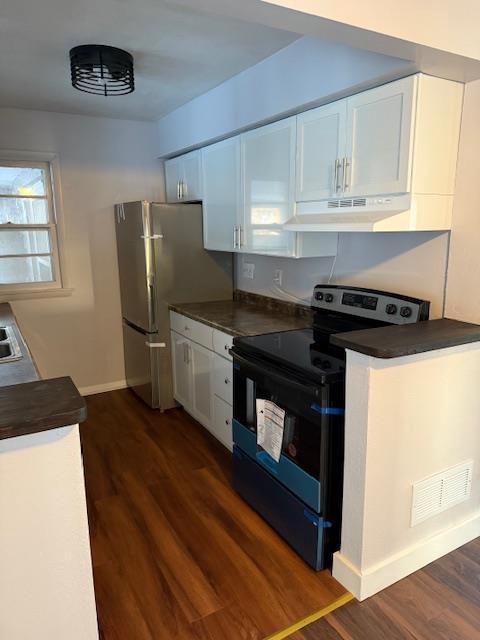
{"left": 0, "top": 325, "right": 23, "bottom": 363}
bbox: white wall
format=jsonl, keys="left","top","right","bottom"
{"left": 0, "top": 425, "right": 98, "bottom": 639}
{"left": 236, "top": 232, "right": 450, "bottom": 318}
{"left": 445, "top": 79, "right": 480, "bottom": 322}
{"left": 333, "top": 343, "right": 480, "bottom": 599}
{"left": 156, "top": 37, "right": 414, "bottom": 157}
{"left": 0, "top": 108, "right": 164, "bottom": 392}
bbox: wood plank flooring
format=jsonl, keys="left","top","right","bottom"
{"left": 80, "top": 389, "right": 346, "bottom": 640}
{"left": 291, "top": 537, "right": 480, "bottom": 640}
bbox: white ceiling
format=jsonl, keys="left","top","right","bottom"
{"left": 0, "top": 0, "right": 298, "bottom": 121}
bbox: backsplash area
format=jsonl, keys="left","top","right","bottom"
{"left": 235, "top": 232, "right": 450, "bottom": 318}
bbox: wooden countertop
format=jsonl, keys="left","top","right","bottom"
{"left": 0, "top": 302, "right": 86, "bottom": 440}
{"left": 169, "top": 292, "right": 312, "bottom": 337}
{"left": 331, "top": 318, "right": 480, "bottom": 359}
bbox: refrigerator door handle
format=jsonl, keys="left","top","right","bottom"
{"left": 141, "top": 234, "right": 164, "bottom": 240}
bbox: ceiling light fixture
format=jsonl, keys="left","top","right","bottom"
{"left": 69, "top": 45, "right": 134, "bottom": 96}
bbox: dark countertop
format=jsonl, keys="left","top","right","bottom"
{"left": 169, "top": 293, "right": 312, "bottom": 337}
{"left": 0, "top": 377, "right": 87, "bottom": 440}
{"left": 331, "top": 318, "right": 480, "bottom": 359}
{"left": 0, "top": 302, "right": 86, "bottom": 440}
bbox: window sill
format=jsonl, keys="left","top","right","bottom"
{"left": 0, "top": 287, "right": 74, "bottom": 303}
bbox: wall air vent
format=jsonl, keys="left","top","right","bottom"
{"left": 340, "top": 199, "right": 353, "bottom": 207}
{"left": 327, "top": 200, "right": 339, "bottom": 208}
{"left": 353, "top": 198, "right": 367, "bottom": 207}
{"left": 410, "top": 460, "right": 473, "bottom": 527}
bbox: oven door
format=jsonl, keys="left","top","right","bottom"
{"left": 232, "top": 349, "right": 344, "bottom": 513}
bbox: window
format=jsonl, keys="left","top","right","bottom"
{"left": 0, "top": 160, "right": 62, "bottom": 291}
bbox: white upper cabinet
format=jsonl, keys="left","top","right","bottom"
{"left": 345, "top": 76, "right": 414, "bottom": 197}
{"left": 165, "top": 150, "right": 202, "bottom": 203}
{"left": 296, "top": 100, "right": 347, "bottom": 201}
{"left": 165, "top": 156, "right": 183, "bottom": 203}
{"left": 241, "top": 117, "right": 297, "bottom": 256}
{"left": 202, "top": 136, "right": 241, "bottom": 252}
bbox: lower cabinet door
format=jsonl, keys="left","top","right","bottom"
{"left": 170, "top": 330, "right": 192, "bottom": 409}
{"left": 213, "top": 353, "right": 233, "bottom": 405}
{"left": 190, "top": 340, "right": 214, "bottom": 429}
{"left": 212, "top": 395, "right": 233, "bottom": 451}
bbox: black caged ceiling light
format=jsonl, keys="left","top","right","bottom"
{"left": 69, "top": 44, "right": 134, "bottom": 97}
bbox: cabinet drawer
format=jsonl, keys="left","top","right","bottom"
{"left": 169, "top": 311, "right": 213, "bottom": 350}
{"left": 212, "top": 395, "right": 233, "bottom": 451}
{"left": 212, "top": 329, "right": 234, "bottom": 360}
{"left": 213, "top": 354, "right": 233, "bottom": 405}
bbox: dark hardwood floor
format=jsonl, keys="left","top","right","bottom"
{"left": 81, "top": 389, "right": 480, "bottom": 640}
{"left": 80, "top": 389, "right": 346, "bottom": 640}
{"left": 291, "top": 537, "right": 480, "bottom": 640}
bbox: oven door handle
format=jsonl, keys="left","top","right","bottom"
{"left": 231, "top": 350, "right": 321, "bottom": 396}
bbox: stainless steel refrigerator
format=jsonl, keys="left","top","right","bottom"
{"left": 114, "top": 201, "right": 233, "bottom": 410}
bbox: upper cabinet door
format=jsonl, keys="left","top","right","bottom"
{"left": 296, "top": 100, "right": 347, "bottom": 201}
{"left": 345, "top": 76, "right": 415, "bottom": 197}
{"left": 181, "top": 150, "right": 202, "bottom": 202}
{"left": 165, "top": 157, "right": 183, "bottom": 203}
{"left": 241, "top": 117, "right": 296, "bottom": 256}
{"left": 202, "top": 137, "right": 241, "bottom": 252}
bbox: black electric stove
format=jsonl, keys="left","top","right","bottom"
{"left": 230, "top": 285, "right": 430, "bottom": 570}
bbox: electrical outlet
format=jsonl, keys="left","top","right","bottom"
{"left": 242, "top": 262, "right": 255, "bottom": 279}
{"left": 273, "top": 269, "right": 283, "bottom": 286}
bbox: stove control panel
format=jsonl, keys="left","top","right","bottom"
{"left": 312, "top": 285, "right": 430, "bottom": 325}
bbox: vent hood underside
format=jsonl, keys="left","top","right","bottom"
{"left": 284, "top": 194, "right": 453, "bottom": 233}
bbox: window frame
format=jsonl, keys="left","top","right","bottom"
{"left": 0, "top": 151, "right": 70, "bottom": 299}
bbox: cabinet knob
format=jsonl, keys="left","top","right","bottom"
{"left": 225, "top": 419, "right": 230, "bottom": 425}
{"left": 224, "top": 344, "right": 229, "bottom": 350}
{"left": 224, "top": 378, "right": 230, "bottom": 385}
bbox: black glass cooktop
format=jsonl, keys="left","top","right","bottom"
{"left": 233, "top": 328, "right": 345, "bottom": 383}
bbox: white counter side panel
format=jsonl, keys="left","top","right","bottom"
{"left": 334, "top": 343, "right": 480, "bottom": 599}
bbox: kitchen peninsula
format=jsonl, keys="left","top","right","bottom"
{"left": 0, "top": 303, "right": 98, "bottom": 640}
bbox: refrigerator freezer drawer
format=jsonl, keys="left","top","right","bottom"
{"left": 123, "top": 322, "right": 160, "bottom": 408}
{"left": 232, "top": 445, "right": 325, "bottom": 570}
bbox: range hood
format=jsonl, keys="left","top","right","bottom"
{"left": 284, "top": 193, "right": 453, "bottom": 233}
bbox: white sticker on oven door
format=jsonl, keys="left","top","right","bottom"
{"left": 256, "top": 399, "right": 285, "bottom": 463}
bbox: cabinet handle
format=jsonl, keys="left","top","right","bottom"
{"left": 239, "top": 225, "right": 244, "bottom": 248}
{"left": 181, "top": 180, "right": 187, "bottom": 199}
{"left": 185, "top": 343, "right": 190, "bottom": 364}
{"left": 177, "top": 181, "right": 180, "bottom": 200}
{"left": 334, "top": 158, "right": 341, "bottom": 192}
{"left": 233, "top": 225, "right": 238, "bottom": 249}
{"left": 183, "top": 342, "right": 188, "bottom": 363}
{"left": 342, "top": 157, "right": 350, "bottom": 191}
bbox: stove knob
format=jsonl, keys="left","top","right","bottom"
{"left": 385, "top": 303, "right": 397, "bottom": 315}
{"left": 400, "top": 306, "right": 412, "bottom": 318}
{"left": 325, "top": 293, "right": 334, "bottom": 303}
{"left": 314, "top": 291, "right": 324, "bottom": 301}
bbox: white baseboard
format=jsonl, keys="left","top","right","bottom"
{"left": 78, "top": 380, "right": 127, "bottom": 397}
{"left": 333, "top": 511, "right": 480, "bottom": 601}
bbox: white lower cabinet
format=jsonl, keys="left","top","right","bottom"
{"left": 171, "top": 330, "right": 192, "bottom": 409}
{"left": 170, "top": 312, "right": 233, "bottom": 450}
{"left": 190, "top": 340, "right": 215, "bottom": 429}
{"left": 212, "top": 395, "right": 233, "bottom": 451}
